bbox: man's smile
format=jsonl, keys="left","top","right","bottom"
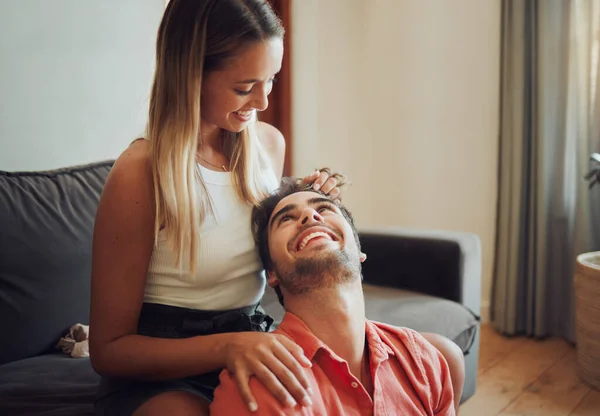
{"left": 293, "top": 226, "right": 340, "bottom": 253}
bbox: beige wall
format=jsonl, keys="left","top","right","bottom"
{"left": 0, "top": 0, "right": 164, "bottom": 171}
{"left": 292, "top": 0, "right": 501, "bottom": 321}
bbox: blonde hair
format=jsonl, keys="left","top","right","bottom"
{"left": 146, "top": 0, "right": 284, "bottom": 273}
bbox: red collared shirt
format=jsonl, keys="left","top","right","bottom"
{"left": 211, "top": 312, "right": 455, "bottom": 416}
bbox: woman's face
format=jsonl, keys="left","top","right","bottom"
{"left": 201, "top": 38, "right": 284, "bottom": 133}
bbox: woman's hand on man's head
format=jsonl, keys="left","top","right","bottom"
{"left": 300, "top": 168, "right": 348, "bottom": 202}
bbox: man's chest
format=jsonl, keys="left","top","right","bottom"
{"left": 308, "top": 357, "right": 432, "bottom": 416}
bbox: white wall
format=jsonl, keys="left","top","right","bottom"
{"left": 0, "top": 0, "right": 165, "bottom": 171}
{"left": 292, "top": 0, "right": 501, "bottom": 320}
{"left": 0, "top": 0, "right": 500, "bottom": 317}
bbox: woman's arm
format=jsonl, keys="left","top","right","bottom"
{"left": 88, "top": 140, "right": 312, "bottom": 410}
{"left": 89, "top": 139, "right": 224, "bottom": 380}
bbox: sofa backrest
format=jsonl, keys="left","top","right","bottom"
{"left": 0, "top": 161, "right": 113, "bottom": 365}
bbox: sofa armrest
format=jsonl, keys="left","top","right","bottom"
{"left": 358, "top": 227, "right": 482, "bottom": 317}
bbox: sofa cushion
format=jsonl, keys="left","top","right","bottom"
{"left": 0, "top": 353, "right": 99, "bottom": 415}
{"left": 261, "top": 283, "right": 478, "bottom": 354}
{"left": 362, "top": 284, "right": 478, "bottom": 353}
{"left": 0, "top": 161, "right": 113, "bottom": 365}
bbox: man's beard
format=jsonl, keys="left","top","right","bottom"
{"left": 274, "top": 246, "right": 361, "bottom": 295}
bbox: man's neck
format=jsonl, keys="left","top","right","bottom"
{"left": 284, "top": 280, "right": 367, "bottom": 381}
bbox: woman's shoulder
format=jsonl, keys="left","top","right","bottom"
{"left": 95, "top": 138, "right": 155, "bottom": 236}
{"left": 256, "top": 121, "right": 285, "bottom": 178}
{"left": 105, "top": 138, "right": 153, "bottom": 195}
{"left": 256, "top": 121, "right": 284, "bottom": 149}
{"left": 115, "top": 138, "right": 151, "bottom": 167}
{"left": 121, "top": 137, "right": 151, "bottom": 161}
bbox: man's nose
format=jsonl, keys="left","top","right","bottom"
{"left": 300, "top": 207, "right": 324, "bottom": 225}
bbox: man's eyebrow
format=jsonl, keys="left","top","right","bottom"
{"left": 269, "top": 197, "right": 339, "bottom": 229}
{"left": 307, "top": 197, "right": 336, "bottom": 207}
{"left": 269, "top": 203, "right": 297, "bottom": 230}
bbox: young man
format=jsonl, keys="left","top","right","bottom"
{"left": 210, "top": 179, "right": 456, "bottom": 415}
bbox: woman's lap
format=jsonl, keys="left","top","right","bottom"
{"left": 95, "top": 372, "right": 218, "bottom": 416}
{"left": 94, "top": 302, "right": 273, "bottom": 416}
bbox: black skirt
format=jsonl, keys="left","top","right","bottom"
{"left": 94, "top": 302, "right": 273, "bottom": 416}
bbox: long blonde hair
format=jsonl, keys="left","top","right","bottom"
{"left": 146, "top": 0, "right": 284, "bottom": 273}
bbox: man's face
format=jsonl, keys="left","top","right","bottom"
{"left": 266, "top": 191, "right": 362, "bottom": 294}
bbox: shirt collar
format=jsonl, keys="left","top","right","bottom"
{"left": 276, "top": 312, "right": 327, "bottom": 360}
{"left": 365, "top": 320, "right": 396, "bottom": 363}
{"left": 276, "top": 312, "right": 395, "bottom": 364}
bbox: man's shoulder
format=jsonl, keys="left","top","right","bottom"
{"left": 211, "top": 366, "right": 317, "bottom": 416}
{"left": 210, "top": 323, "right": 305, "bottom": 415}
{"left": 210, "top": 369, "right": 283, "bottom": 415}
{"left": 368, "top": 320, "right": 421, "bottom": 345}
{"left": 367, "top": 320, "right": 438, "bottom": 360}
{"left": 367, "top": 323, "right": 455, "bottom": 414}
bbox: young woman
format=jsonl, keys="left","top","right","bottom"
{"left": 90, "top": 1, "right": 464, "bottom": 415}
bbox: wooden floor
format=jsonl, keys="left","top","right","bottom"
{"left": 459, "top": 324, "right": 600, "bottom": 416}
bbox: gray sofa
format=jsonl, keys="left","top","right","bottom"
{"left": 0, "top": 161, "right": 481, "bottom": 415}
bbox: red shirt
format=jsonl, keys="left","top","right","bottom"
{"left": 211, "top": 312, "right": 455, "bottom": 416}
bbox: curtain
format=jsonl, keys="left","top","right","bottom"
{"left": 492, "top": 0, "right": 600, "bottom": 341}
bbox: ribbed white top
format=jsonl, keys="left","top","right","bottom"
{"left": 143, "top": 164, "right": 279, "bottom": 310}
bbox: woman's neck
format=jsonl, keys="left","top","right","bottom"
{"left": 199, "top": 120, "right": 224, "bottom": 150}
{"left": 197, "top": 121, "right": 231, "bottom": 171}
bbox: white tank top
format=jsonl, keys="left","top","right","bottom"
{"left": 143, "top": 164, "right": 279, "bottom": 310}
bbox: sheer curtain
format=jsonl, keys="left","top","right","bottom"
{"left": 492, "top": 0, "right": 600, "bottom": 341}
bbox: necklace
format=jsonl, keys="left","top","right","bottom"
{"left": 198, "top": 155, "right": 229, "bottom": 172}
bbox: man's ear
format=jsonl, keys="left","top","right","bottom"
{"left": 267, "top": 269, "right": 280, "bottom": 288}
{"left": 360, "top": 251, "right": 367, "bottom": 263}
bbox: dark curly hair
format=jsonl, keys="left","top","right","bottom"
{"left": 251, "top": 173, "right": 359, "bottom": 305}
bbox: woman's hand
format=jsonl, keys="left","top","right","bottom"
{"left": 301, "top": 168, "right": 347, "bottom": 201}
{"left": 224, "top": 332, "right": 313, "bottom": 412}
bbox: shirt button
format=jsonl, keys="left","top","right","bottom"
{"left": 351, "top": 381, "right": 359, "bottom": 388}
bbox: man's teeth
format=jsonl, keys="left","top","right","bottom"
{"left": 236, "top": 110, "right": 254, "bottom": 116}
{"left": 298, "top": 232, "right": 333, "bottom": 251}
